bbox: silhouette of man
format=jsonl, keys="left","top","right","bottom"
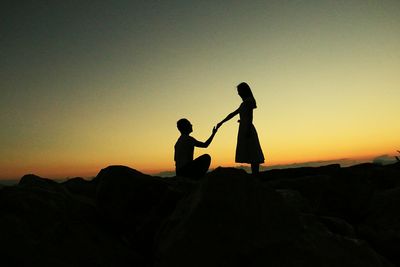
{"left": 174, "top": 118, "right": 217, "bottom": 178}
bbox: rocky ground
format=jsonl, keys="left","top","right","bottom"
{"left": 1, "top": 163, "right": 400, "bottom": 266}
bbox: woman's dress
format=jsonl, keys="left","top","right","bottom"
{"left": 235, "top": 98, "right": 265, "bottom": 164}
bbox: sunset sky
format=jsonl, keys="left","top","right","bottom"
{"left": 1, "top": 1, "right": 399, "bottom": 179}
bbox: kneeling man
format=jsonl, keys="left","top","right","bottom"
{"left": 174, "top": 118, "right": 217, "bottom": 178}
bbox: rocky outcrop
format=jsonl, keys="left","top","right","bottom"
{"left": 0, "top": 163, "right": 399, "bottom": 266}
{"left": 360, "top": 186, "right": 400, "bottom": 266}
{"left": 0, "top": 173, "right": 139, "bottom": 267}
{"left": 62, "top": 177, "right": 97, "bottom": 199}
{"left": 154, "top": 167, "right": 390, "bottom": 267}
{"left": 95, "top": 166, "right": 181, "bottom": 261}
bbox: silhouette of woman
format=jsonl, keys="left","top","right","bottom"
{"left": 217, "top": 82, "right": 264, "bottom": 174}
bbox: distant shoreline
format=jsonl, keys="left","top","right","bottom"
{"left": 0, "top": 179, "right": 19, "bottom": 186}
{"left": 1, "top": 156, "right": 397, "bottom": 184}
{"left": 0, "top": 178, "right": 69, "bottom": 186}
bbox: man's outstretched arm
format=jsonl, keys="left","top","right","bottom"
{"left": 194, "top": 127, "right": 218, "bottom": 148}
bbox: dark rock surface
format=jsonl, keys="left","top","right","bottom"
{"left": 155, "top": 167, "right": 390, "bottom": 267}
{"left": 95, "top": 166, "right": 181, "bottom": 262}
{"left": 0, "top": 163, "right": 399, "bottom": 266}
{"left": 0, "top": 173, "right": 138, "bottom": 266}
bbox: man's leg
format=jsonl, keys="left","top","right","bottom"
{"left": 177, "top": 154, "right": 211, "bottom": 179}
{"left": 191, "top": 154, "right": 211, "bottom": 178}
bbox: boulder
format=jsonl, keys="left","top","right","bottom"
{"left": 317, "top": 215, "right": 356, "bottom": 238}
{"left": 95, "top": 165, "right": 181, "bottom": 259}
{"left": 359, "top": 186, "right": 400, "bottom": 266}
{"left": 276, "top": 189, "right": 313, "bottom": 213}
{"left": 260, "top": 164, "right": 340, "bottom": 181}
{"left": 18, "top": 174, "right": 66, "bottom": 193}
{"left": 155, "top": 167, "right": 391, "bottom": 267}
{"left": 0, "top": 174, "right": 140, "bottom": 267}
{"left": 63, "top": 177, "right": 97, "bottom": 199}
{"left": 268, "top": 175, "right": 329, "bottom": 212}
{"left": 319, "top": 168, "right": 375, "bottom": 224}
{"left": 348, "top": 163, "right": 400, "bottom": 190}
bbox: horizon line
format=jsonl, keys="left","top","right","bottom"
{"left": 1, "top": 154, "right": 397, "bottom": 183}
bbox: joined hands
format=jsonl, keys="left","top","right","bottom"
{"left": 212, "top": 126, "right": 218, "bottom": 135}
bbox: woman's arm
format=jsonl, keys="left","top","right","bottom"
{"left": 216, "top": 108, "right": 240, "bottom": 129}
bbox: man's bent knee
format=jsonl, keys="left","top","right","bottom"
{"left": 198, "top": 154, "right": 211, "bottom": 162}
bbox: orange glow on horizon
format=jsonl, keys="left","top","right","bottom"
{"left": 1, "top": 148, "right": 397, "bottom": 181}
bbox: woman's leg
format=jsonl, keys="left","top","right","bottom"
{"left": 251, "top": 163, "right": 259, "bottom": 174}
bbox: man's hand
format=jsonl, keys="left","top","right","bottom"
{"left": 212, "top": 126, "right": 218, "bottom": 135}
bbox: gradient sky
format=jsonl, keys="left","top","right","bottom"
{"left": 1, "top": 1, "right": 399, "bottom": 179}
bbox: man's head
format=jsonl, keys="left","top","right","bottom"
{"left": 177, "top": 118, "right": 193, "bottom": 135}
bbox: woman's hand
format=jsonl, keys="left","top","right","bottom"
{"left": 212, "top": 126, "right": 218, "bottom": 135}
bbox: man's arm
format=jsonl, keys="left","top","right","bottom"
{"left": 194, "top": 127, "right": 218, "bottom": 148}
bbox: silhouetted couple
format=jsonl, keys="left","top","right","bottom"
{"left": 174, "top": 82, "right": 264, "bottom": 179}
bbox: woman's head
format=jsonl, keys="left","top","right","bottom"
{"left": 237, "top": 82, "right": 256, "bottom": 108}
{"left": 237, "top": 82, "right": 253, "bottom": 99}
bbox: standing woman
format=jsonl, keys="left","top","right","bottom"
{"left": 216, "top": 82, "right": 264, "bottom": 174}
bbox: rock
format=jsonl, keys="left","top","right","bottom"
{"left": 95, "top": 165, "right": 181, "bottom": 259}
{"left": 348, "top": 163, "right": 400, "bottom": 190}
{"left": 63, "top": 177, "right": 97, "bottom": 199}
{"left": 162, "top": 175, "right": 200, "bottom": 195}
{"left": 365, "top": 187, "right": 400, "bottom": 231}
{"left": 260, "top": 164, "right": 341, "bottom": 181}
{"left": 2, "top": 164, "right": 399, "bottom": 266}
{"left": 319, "top": 168, "right": 375, "bottom": 224}
{"left": 155, "top": 167, "right": 391, "bottom": 267}
{"left": 268, "top": 175, "right": 329, "bottom": 212}
{"left": 0, "top": 174, "right": 140, "bottom": 267}
{"left": 359, "top": 186, "right": 400, "bottom": 266}
{"left": 18, "top": 174, "right": 66, "bottom": 193}
{"left": 276, "top": 189, "right": 313, "bottom": 213}
{"left": 317, "top": 216, "right": 356, "bottom": 238}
